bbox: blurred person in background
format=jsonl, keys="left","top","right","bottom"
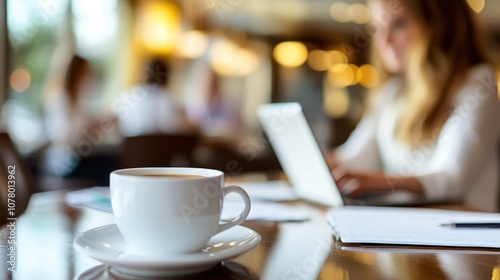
{"left": 186, "top": 70, "right": 241, "bottom": 139}
{"left": 114, "top": 58, "right": 193, "bottom": 137}
{"left": 43, "top": 54, "right": 117, "bottom": 183}
{"left": 45, "top": 55, "right": 93, "bottom": 150}
{"left": 44, "top": 55, "right": 96, "bottom": 177}
{"left": 329, "top": 0, "right": 500, "bottom": 211}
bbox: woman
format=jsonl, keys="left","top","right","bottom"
{"left": 331, "top": 0, "right": 500, "bottom": 211}
{"left": 44, "top": 55, "right": 116, "bottom": 181}
{"left": 44, "top": 55, "right": 95, "bottom": 176}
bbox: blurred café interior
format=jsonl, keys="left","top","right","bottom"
{"left": 1, "top": 0, "right": 500, "bottom": 191}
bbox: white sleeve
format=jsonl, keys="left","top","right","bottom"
{"left": 336, "top": 110, "right": 382, "bottom": 172}
{"left": 45, "top": 93, "right": 71, "bottom": 146}
{"left": 335, "top": 78, "right": 403, "bottom": 172}
{"left": 415, "top": 67, "right": 500, "bottom": 202}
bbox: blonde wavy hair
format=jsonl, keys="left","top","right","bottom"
{"left": 370, "top": 0, "right": 490, "bottom": 148}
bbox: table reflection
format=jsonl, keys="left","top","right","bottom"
{"left": 77, "top": 261, "right": 258, "bottom": 280}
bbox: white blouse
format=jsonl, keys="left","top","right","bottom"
{"left": 115, "top": 86, "right": 186, "bottom": 137}
{"left": 337, "top": 64, "right": 500, "bottom": 212}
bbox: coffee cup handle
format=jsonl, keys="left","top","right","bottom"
{"left": 215, "top": 185, "right": 251, "bottom": 234}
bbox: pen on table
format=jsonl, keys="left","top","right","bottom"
{"left": 440, "top": 223, "right": 500, "bottom": 228}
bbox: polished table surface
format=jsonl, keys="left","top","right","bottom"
{"left": 2, "top": 189, "right": 500, "bottom": 280}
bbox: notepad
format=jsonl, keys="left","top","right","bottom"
{"left": 327, "top": 206, "right": 500, "bottom": 249}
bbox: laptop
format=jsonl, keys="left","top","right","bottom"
{"left": 257, "top": 102, "right": 436, "bottom": 207}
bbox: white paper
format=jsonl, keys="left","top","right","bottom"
{"left": 327, "top": 206, "right": 500, "bottom": 249}
{"left": 341, "top": 246, "right": 500, "bottom": 254}
{"left": 232, "top": 180, "right": 297, "bottom": 202}
{"left": 222, "top": 201, "right": 309, "bottom": 222}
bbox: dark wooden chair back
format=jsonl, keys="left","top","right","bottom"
{"left": 0, "top": 132, "right": 33, "bottom": 225}
{"left": 120, "top": 134, "right": 198, "bottom": 169}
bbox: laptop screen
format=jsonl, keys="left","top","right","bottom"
{"left": 258, "top": 103, "right": 345, "bottom": 207}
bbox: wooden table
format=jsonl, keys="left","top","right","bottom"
{"left": 2, "top": 190, "right": 500, "bottom": 280}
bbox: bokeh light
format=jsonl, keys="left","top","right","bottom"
{"left": 177, "top": 30, "right": 208, "bottom": 59}
{"left": 466, "top": 0, "right": 485, "bottom": 13}
{"left": 357, "top": 64, "right": 379, "bottom": 88}
{"left": 308, "top": 49, "right": 349, "bottom": 72}
{"left": 324, "top": 82, "right": 350, "bottom": 118}
{"left": 211, "top": 40, "right": 259, "bottom": 76}
{"left": 328, "top": 50, "right": 348, "bottom": 68}
{"left": 330, "top": 2, "right": 350, "bottom": 23}
{"left": 139, "top": 1, "right": 180, "bottom": 54}
{"left": 211, "top": 40, "right": 239, "bottom": 76}
{"left": 273, "top": 41, "right": 308, "bottom": 68}
{"left": 328, "top": 64, "right": 358, "bottom": 87}
{"left": 349, "top": 3, "right": 371, "bottom": 24}
{"left": 232, "top": 48, "right": 260, "bottom": 76}
{"left": 10, "top": 67, "right": 31, "bottom": 93}
{"left": 308, "top": 50, "right": 330, "bottom": 71}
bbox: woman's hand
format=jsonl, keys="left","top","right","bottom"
{"left": 332, "top": 168, "right": 423, "bottom": 198}
{"left": 324, "top": 150, "right": 338, "bottom": 170}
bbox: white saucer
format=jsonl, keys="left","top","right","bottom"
{"left": 73, "top": 224, "right": 261, "bottom": 277}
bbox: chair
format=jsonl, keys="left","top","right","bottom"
{"left": 119, "top": 134, "right": 198, "bottom": 169}
{"left": 0, "top": 132, "right": 34, "bottom": 225}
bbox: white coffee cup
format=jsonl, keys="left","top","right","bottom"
{"left": 110, "top": 167, "right": 251, "bottom": 256}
